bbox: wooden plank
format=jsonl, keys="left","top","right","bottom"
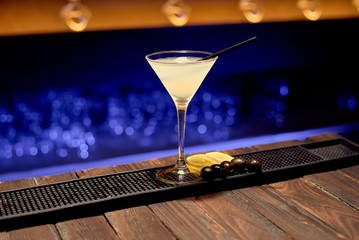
{"left": 76, "top": 166, "right": 116, "bottom": 178}
{"left": 55, "top": 215, "right": 118, "bottom": 240}
{"left": 112, "top": 155, "right": 176, "bottom": 172}
{"left": 338, "top": 165, "right": 359, "bottom": 182}
{"left": 8, "top": 226, "right": 61, "bottom": 240}
{"left": 143, "top": 156, "right": 177, "bottom": 168}
{"left": 33, "top": 172, "right": 78, "bottom": 185}
{"left": 304, "top": 170, "right": 359, "bottom": 210}
{"left": 113, "top": 160, "right": 153, "bottom": 172}
{"left": 305, "top": 133, "right": 342, "bottom": 142}
{"left": 0, "top": 178, "right": 36, "bottom": 191}
{"left": 233, "top": 185, "right": 343, "bottom": 240}
{"left": 270, "top": 177, "right": 359, "bottom": 239}
{"left": 191, "top": 192, "right": 291, "bottom": 240}
{"left": 106, "top": 206, "right": 175, "bottom": 240}
{"left": 149, "top": 197, "right": 245, "bottom": 240}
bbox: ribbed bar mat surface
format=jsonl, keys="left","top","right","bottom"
{"left": 1, "top": 138, "right": 358, "bottom": 229}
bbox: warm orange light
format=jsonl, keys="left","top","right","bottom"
{"left": 238, "top": 0, "right": 264, "bottom": 23}
{"left": 297, "top": 0, "right": 322, "bottom": 21}
{"left": 162, "top": 0, "right": 191, "bottom": 27}
{"left": 353, "top": 0, "right": 359, "bottom": 12}
{"left": 60, "top": 0, "right": 92, "bottom": 32}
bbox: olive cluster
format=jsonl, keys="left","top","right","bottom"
{"left": 200, "top": 158, "right": 262, "bottom": 180}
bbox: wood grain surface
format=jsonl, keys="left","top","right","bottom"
{"left": 1, "top": 133, "right": 358, "bottom": 240}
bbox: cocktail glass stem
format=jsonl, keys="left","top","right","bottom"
{"left": 174, "top": 105, "right": 189, "bottom": 175}
{"left": 156, "top": 99, "right": 201, "bottom": 184}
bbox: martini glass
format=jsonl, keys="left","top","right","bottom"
{"left": 146, "top": 50, "right": 217, "bottom": 184}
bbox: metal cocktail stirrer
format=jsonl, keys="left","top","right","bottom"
{"left": 199, "top": 36, "right": 257, "bottom": 61}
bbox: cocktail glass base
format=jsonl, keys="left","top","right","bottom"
{"left": 156, "top": 167, "right": 202, "bottom": 185}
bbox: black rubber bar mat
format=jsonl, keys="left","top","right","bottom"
{"left": 0, "top": 137, "right": 358, "bottom": 230}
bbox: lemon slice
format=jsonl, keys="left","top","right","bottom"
{"left": 204, "top": 151, "right": 234, "bottom": 164}
{"left": 187, "top": 164, "right": 201, "bottom": 174}
{"left": 187, "top": 154, "right": 209, "bottom": 168}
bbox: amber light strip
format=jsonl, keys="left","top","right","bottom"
{"left": 0, "top": 0, "right": 358, "bottom": 36}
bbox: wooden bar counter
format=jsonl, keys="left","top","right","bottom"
{"left": 1, "top": 133, "right": 359, "bottom": 239}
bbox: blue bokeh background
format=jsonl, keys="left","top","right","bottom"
{"left": 0, "top": 19, "right": 358, "bottom": 176}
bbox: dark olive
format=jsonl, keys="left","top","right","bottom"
{"left": 200, "top": 166, "right": 215, "bottom": 180}
{"left": 246, "top": 159, "right": 262, "bottom": 172}
{"left": 211, "top": 164, "right": 224, "bottom": 178}
{"left": 230, "top": 158, "right": 246, "bottom": 173}
{"left": 220, "top": 161, "right": 234, "bottom": 175}
{"left": 211, "top": 164, "right": 222, "bottom": 173}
